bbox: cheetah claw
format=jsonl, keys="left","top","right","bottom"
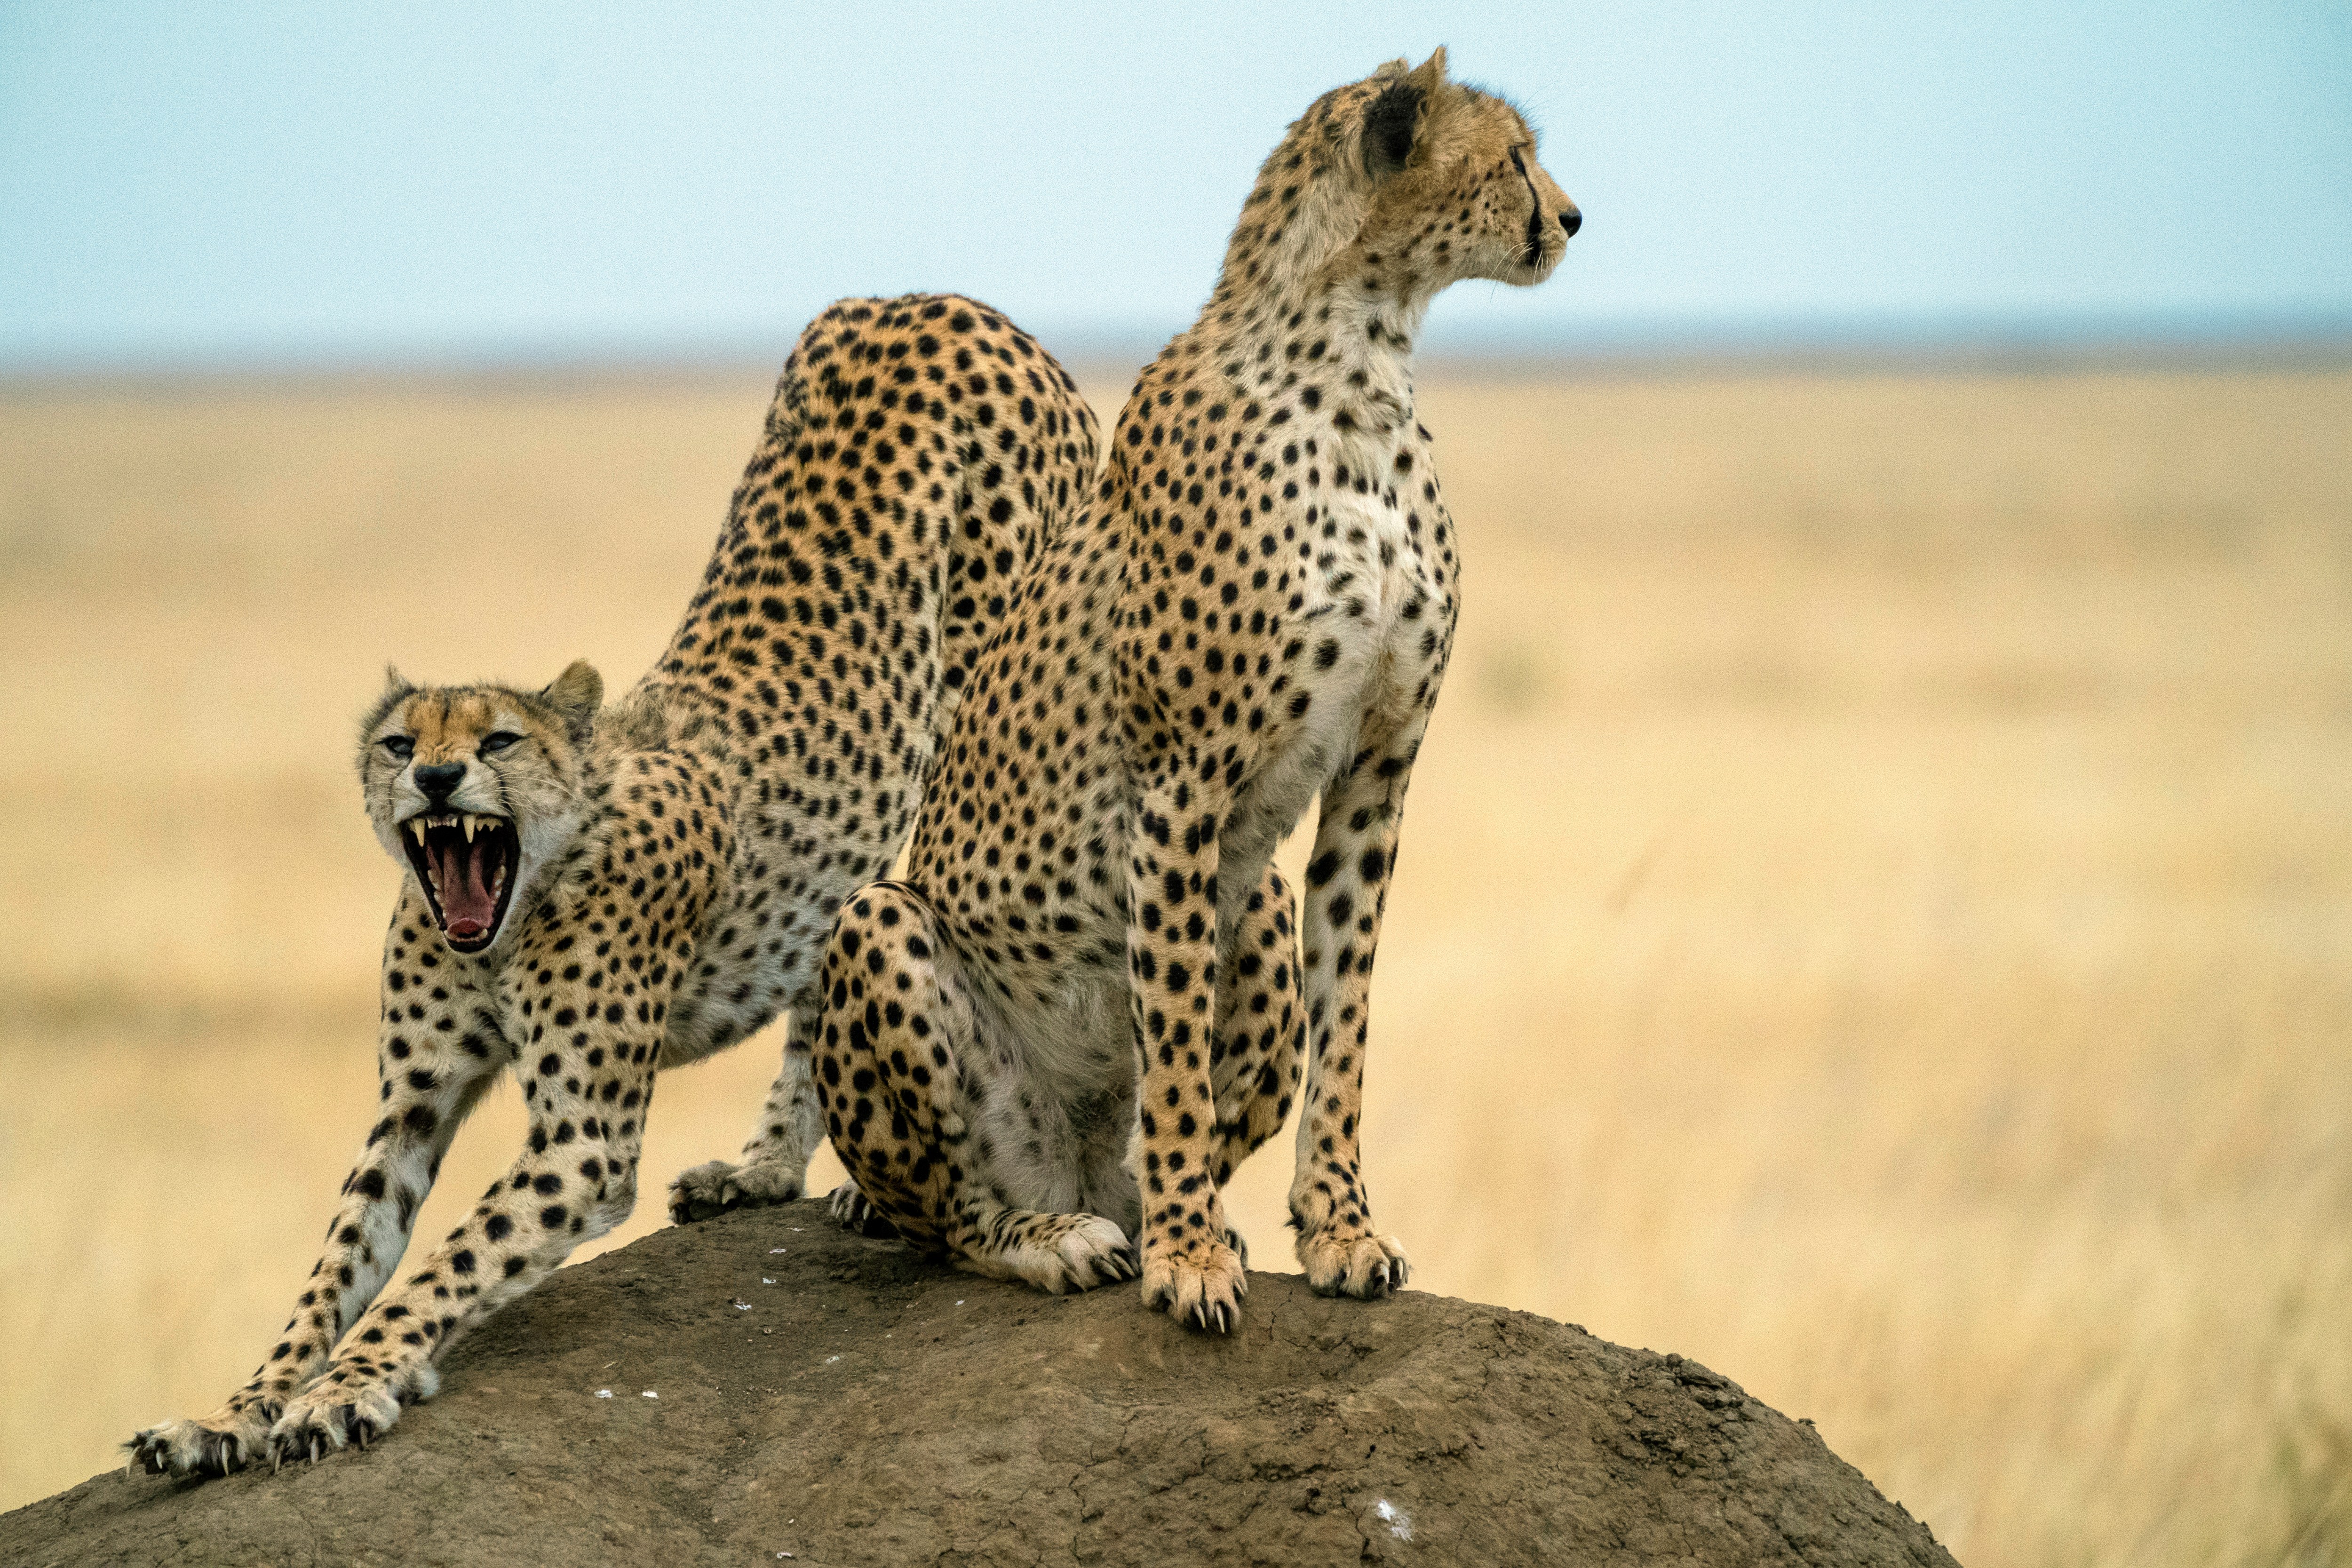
{"left": 825, "top": 1179, "right": 898, "bottom": 1238}
{"left": 266, "top": 1404, "right": 369, "bottom": 1471}
{"left": 262, "top": 1360, "right": 430, "bottom": 1471}
{"left": 1088, "top": 1239, "right": 1143, "bottom": 1287}
{"left": 1295, "top": 1226, "right": 1411, "bottom": 1300}
{"left": 127, "top": 1405, "right": 278, "bottom": 1480}
{"left": 1141, "top": 1240, "right": 1247, "bottom": 1334}
{"left": 1185, "top": 1293, "right": 1242, "bottom": 1336}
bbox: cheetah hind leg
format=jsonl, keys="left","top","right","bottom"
{"left": 813, "top": 882, "right": 1138, "bottom": 1296}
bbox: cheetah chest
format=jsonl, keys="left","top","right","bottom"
{"left": 1221, "top": 419, "right": 1444, "bottom": 899}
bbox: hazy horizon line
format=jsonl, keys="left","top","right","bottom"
{"left": 5, "top": 307, "right": 2348, "bottom": 392}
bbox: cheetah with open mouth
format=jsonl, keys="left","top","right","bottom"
{"left": 810, "top": 49, "right": 1578, "bottom": 1330}
{"left": 395, "top": 808, "right": 518, "bottom": 951}
{"left": 127, "top": 293, "right": 1100, "bottom": 1475}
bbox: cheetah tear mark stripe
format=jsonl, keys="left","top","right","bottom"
{"left": 1509, "top": 147, "right": 1543, "bottom": 268}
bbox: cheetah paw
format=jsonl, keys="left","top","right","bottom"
{"left": 668, "top": 1157, "right": 804, "bottom": 1224}
{"left": 1141, "top": 1239, "right": 1248, "bottom": 1333}
{"left": 1296, "top": 1226, "right": 1411, "bottom": 1299}
{"left": 957, "top": 1212, "right": 1136, "bottom": 1295}
{"left": 826, "top": 1180, "right": 899, "bottom": 1239}
{"left": 264, "top": 1362, "right": 437, "bottom": 1469}
{"left": 127, "top": 1401, "right": 278, "bottom": 1478}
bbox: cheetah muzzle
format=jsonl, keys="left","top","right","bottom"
{"left": 397, "top": 811, "right": 518, "bottom": 950}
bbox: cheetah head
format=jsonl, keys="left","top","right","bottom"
{"left": 356, "top": 660, "right": 603, "bottom": 955}
{"left": 1236, "top": 48, "right": 1579, "bottom": 302}
{"left": 1356, "top": 48, "right": 1579, "bottom": 288}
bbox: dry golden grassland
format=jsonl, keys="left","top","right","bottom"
{"left": 2, "top": 364, "right": 2348, "bottom": 1564}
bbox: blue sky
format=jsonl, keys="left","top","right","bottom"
{"left": 2, "top": 1, "right": 2346, "bottom": 369}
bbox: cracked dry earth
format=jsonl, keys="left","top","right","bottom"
{"left": 9, "top": 1202, "right": 1955, "bottom": 1566}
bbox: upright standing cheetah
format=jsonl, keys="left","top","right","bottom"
{"left": 812, "top": 50, "right": 1578, "bottom": 1330}
{"left": 129, "top": 295, "right": 1101, "bottom": 1475}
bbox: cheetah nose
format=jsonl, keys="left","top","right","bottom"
{"left": 1558, "top": 205, "right": 1581, "bottom": 239}
{"left": 413, "top": 762, "right": 465, "bottom": 801}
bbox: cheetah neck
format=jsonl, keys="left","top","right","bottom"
{"left": 1187, "top": 269, "right": 1426, "bottom": 468}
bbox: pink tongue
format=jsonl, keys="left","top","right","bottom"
{"left": 429, "top": 836, "right": 499, "bottom": 937}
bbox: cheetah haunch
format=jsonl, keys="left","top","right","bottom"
{"left": 128, "top": 295, "right": 1100, "bottom": 1476}
{"left": 813, "top": 50, "right": 1577, "bottom": 1330}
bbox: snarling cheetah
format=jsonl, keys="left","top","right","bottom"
{"left": 812, "top": 50, "right": 1578, "bottom": 1329}
{"left": 128, "top": 294, "right": 1100, "bottom": 1475}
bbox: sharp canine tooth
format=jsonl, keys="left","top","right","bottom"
{"left": 464, "top": 815, "right": 477, "bottom": 843}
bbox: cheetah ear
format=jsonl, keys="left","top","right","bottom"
{"left": 358, "top": 664, "right": 419, "bottom": 772}
{"left": 540, "top": 659, "right": 603, "bottom": 744}
{"left": 1364, "top": 48, "right": 1445, "bottom": 178}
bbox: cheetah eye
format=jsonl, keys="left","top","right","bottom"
{"left": 380, "top": 736, "right": 414, "bottom": 760}
{"left": 479, "top": 732, "right": 524, "bottom": 756}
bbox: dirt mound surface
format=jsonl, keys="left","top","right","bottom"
{"left": 10, "top": 1201, "right": 1955, "bottom": 1565}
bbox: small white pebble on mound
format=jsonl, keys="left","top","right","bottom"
{"left": 642, "top": 1391, "right": 658, "bottom": 1399}
{"left": 1376, "top": 1499, "right": 1414, "bottom": 1541}
{"left": 770, "top": 1248, "right": 787, "bottom": 1254}
{"left": 826, "top": 1355, "right": 841, "bottom": 1364}
{"left": 594, "top": 1389, "right": 612, "bottom": 1399}
{"left": 734, "top": 1300, "right": 753, "bottom": 1311}
{"left": 762, "top": 1277, "right": 776, "bottom": 1285}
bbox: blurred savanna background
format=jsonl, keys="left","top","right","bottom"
{"left": 3, "top": 5, "right": 2348, "bottom": 1565}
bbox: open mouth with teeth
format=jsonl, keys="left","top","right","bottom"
{"left": 399, "top": 812, "right": 519, "bottom": 952}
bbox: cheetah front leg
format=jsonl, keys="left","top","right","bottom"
{"left": 263, "top": 965, "right": 664, "bottom": 1464}
{"left": 667, "top": 1002, "right": 823, "bottom": 1223}
{"left": 1287, "top": 710, "right": 1425, "bottom": 1299}
{"left": 129, "top": 892, "right": 506, "bottom": 1477}
{"left": 1125, "top": 784, "right": 1247, "bottom": 1332}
